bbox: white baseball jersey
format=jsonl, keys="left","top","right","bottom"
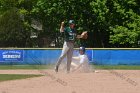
{"left": 71, "top": 54, "right": 89, "bottom": 72}
{"left": 79, "top": 54, "right": 89, "bottom": 71}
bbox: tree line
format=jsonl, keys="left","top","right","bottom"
{"left": 0, "top": 0, "right": 140, "bottom": 48}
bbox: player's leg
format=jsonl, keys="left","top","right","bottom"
{"left": 66, "top": 42, "right": 74, "bottom": 73}
{"left": 55, "top": 42, "right": 69, "bottom": 72}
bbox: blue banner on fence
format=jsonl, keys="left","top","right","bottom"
{"left": 0, "top": 49, "right": 139, "bottom": 65}
{"left": 0, "top": 50, "right": 24, "bottom": 62}
{"left": 86, "top": 50, "right": 92, "bottom": 62}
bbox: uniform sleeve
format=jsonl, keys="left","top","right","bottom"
{"left": 72, "top": 56, "right": 80, "bottom": 61}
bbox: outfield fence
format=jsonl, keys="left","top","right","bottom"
{"left": 0, "top": 48, "right": 140, "bottom": 65}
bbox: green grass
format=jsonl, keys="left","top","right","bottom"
{"left": 0, "top": 74, "right": 43, "bottom": 82}
{"left": 94, "top": 65, "right": 140, "bottom": 70}
{"left": 0, "top": 64, "right": 140, "bottom": 70}
{"left": 0, "top": 65, "right": 52, "bottom": 70}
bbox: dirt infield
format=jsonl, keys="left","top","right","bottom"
{"left": 0, "top": 70, "right": 139, "bottom": 93}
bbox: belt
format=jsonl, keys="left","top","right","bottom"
{"left": 67, "top": 41, "right": 74, "bottom": 43}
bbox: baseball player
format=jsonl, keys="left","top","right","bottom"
{"left": 55, "top": 20, "right": 87, "bottom": 73}
{"left": 71, "top": 47, "right": 89, "bottom": 72}
{"left": 71, "top": 46, "right": 98, "bottom": 73}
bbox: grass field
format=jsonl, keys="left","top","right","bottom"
{"left": 94, "top": 65, "right": 140, "bottom": 70}
{"left": 0, "top": 65, "right": 140, "bottom": 70}
{"left": 0, "top": 74, "right": 43, "bottom": 82}
{"left": 0, "top": 65, "right": 139, "bottom": 82}
{"left": 0, "top": 65, "right": 49, "bottom": 70}
{"left": 0, "top": 65, "right": 46, "bottom": 82}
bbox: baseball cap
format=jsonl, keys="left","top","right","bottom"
{"left": 69, "top": 20, "right": 75, "bottom": 24}
{"left": 79, "top": 46, "right": 85, "bottom": 53}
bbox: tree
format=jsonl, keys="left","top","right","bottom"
{"left": 0, "top": 8, "right": 26, "bottom": 47}
{"left": 108, "top": 0, "right": 140, "bottom": 47}
{"left": 0, "top": 0, "right": 140, "bottom": 48}
{"left": 0, "top": 0, "right": 38, "bottom": 47}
